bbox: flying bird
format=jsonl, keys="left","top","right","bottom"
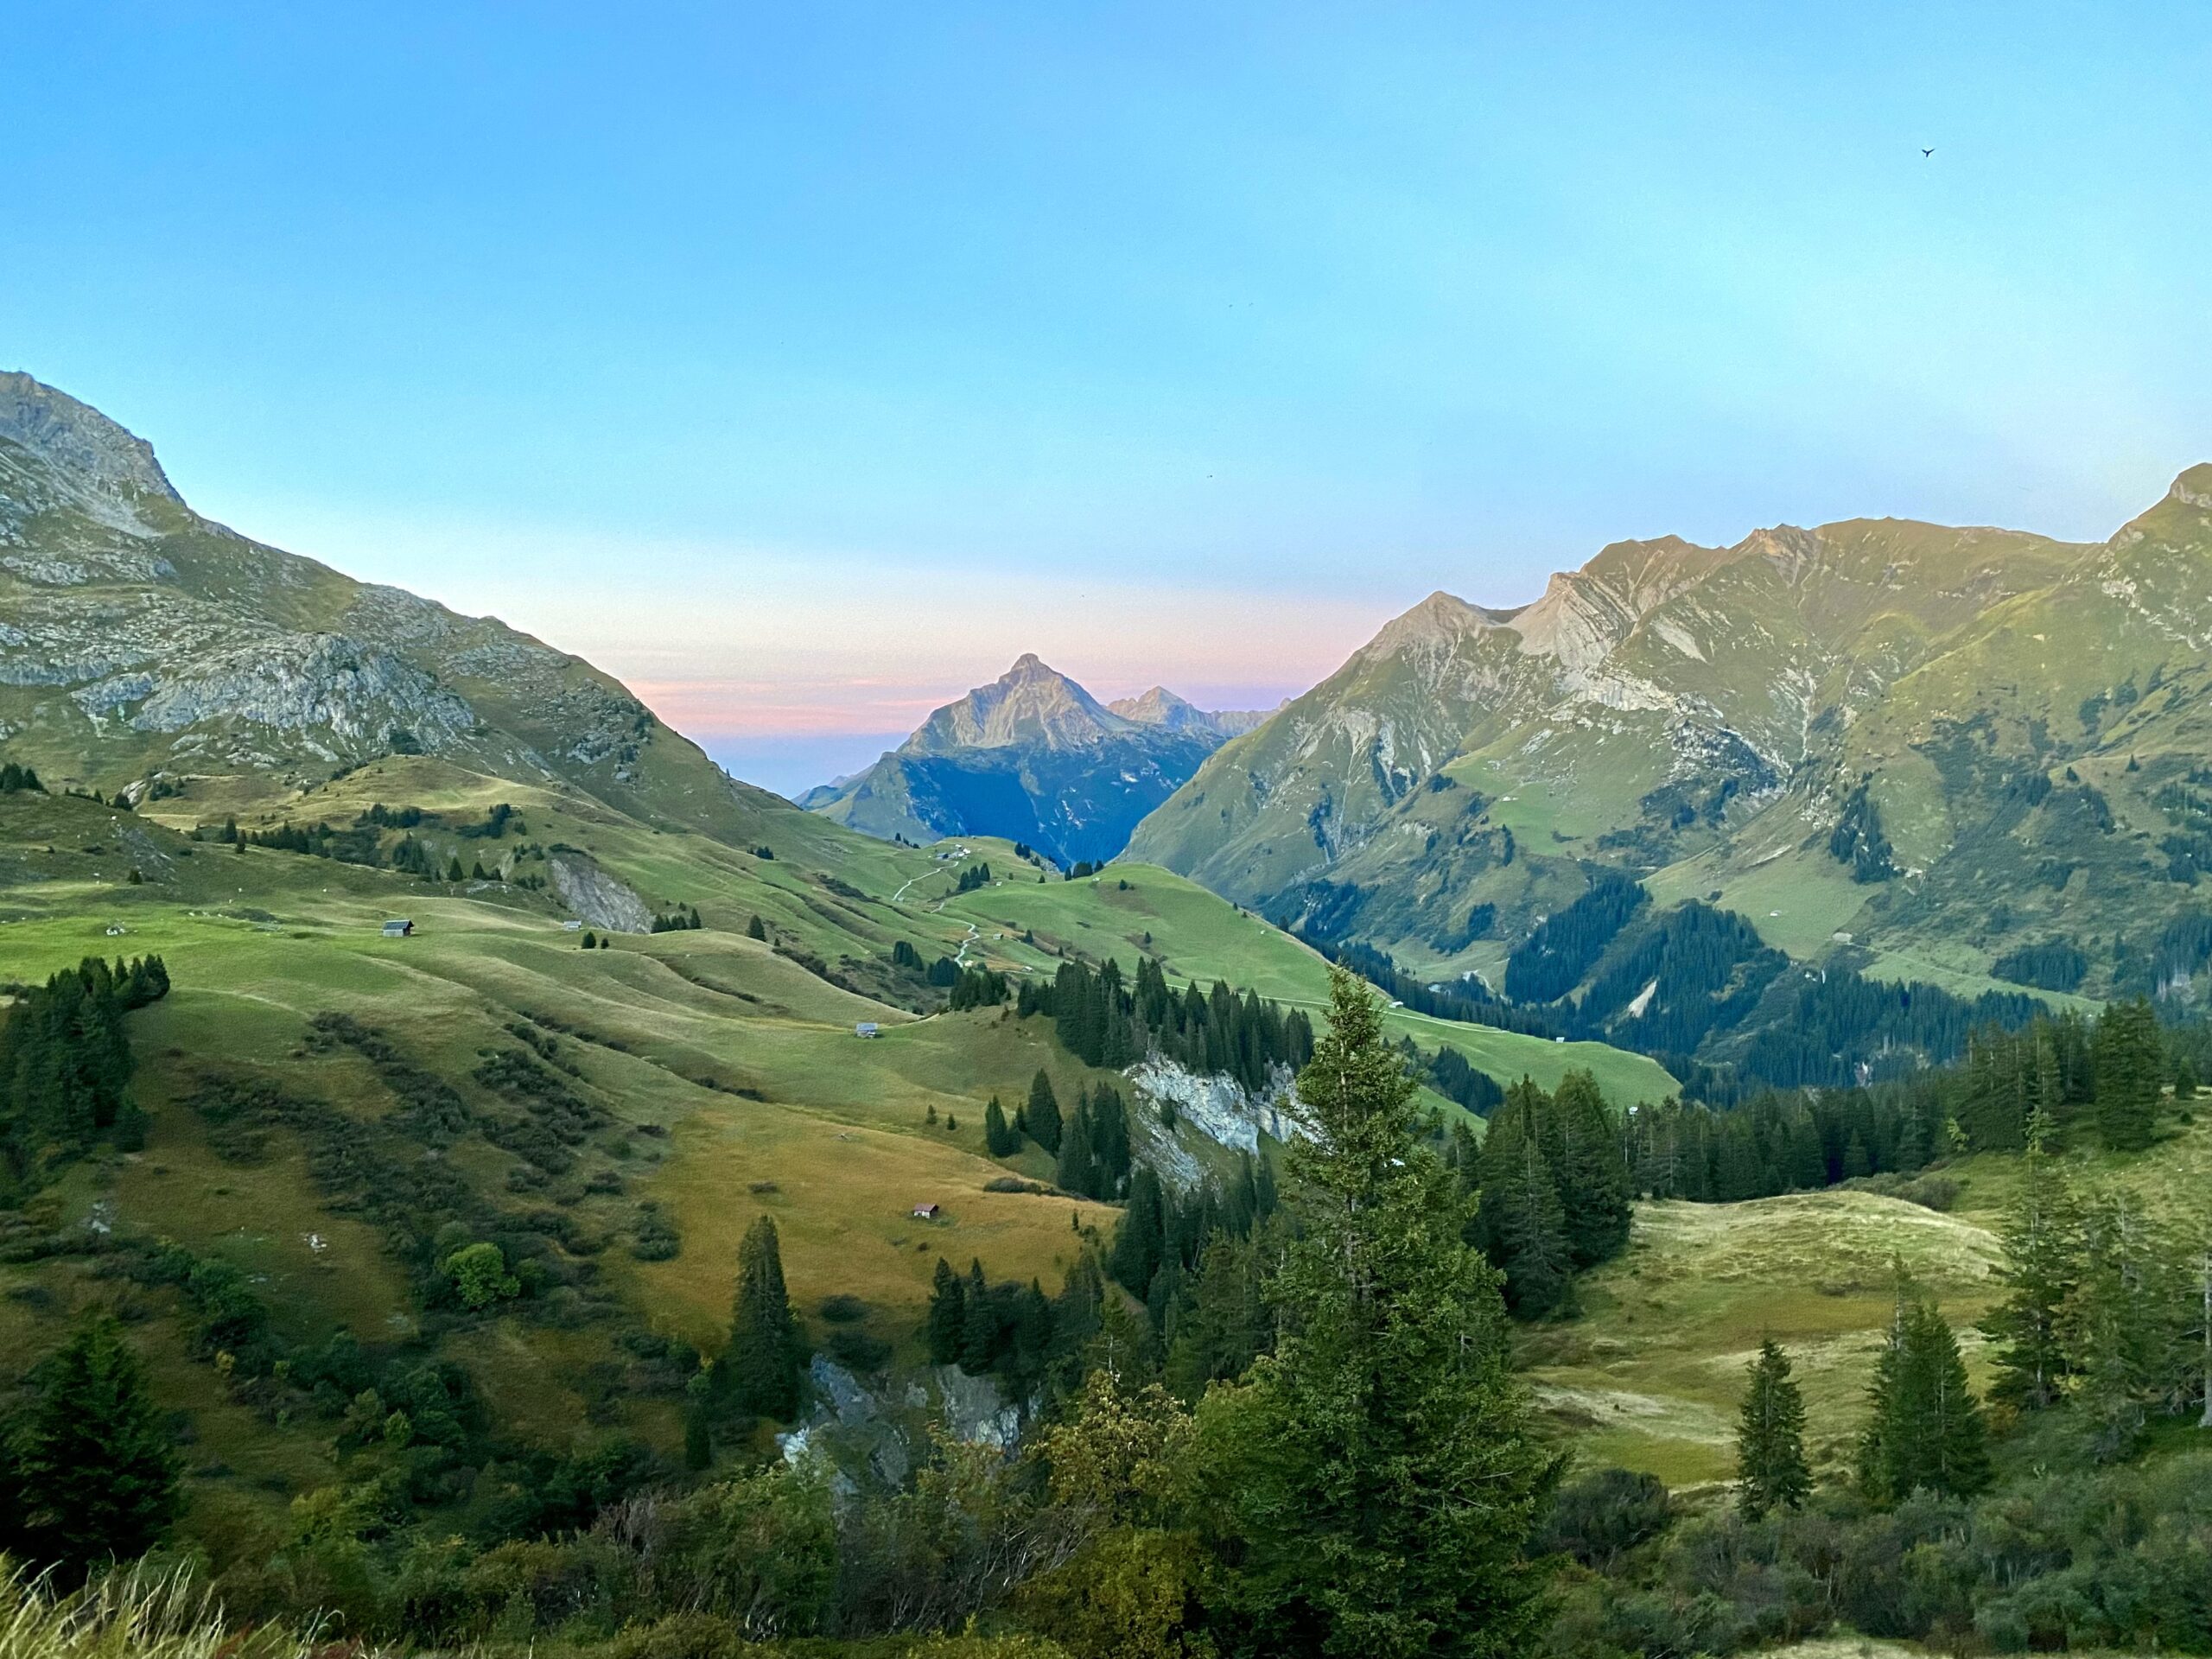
{"left": 1922, "top": 147, "right": 1935, "bottom": 157}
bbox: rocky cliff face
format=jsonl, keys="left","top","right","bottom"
{"left": 0, "top": 372, "right": 800, "bottom": 845}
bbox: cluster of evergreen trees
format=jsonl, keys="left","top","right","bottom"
{"left": 1729, "top": 1284, "right": 1990, "bottom": 1526}
{"left": 0, "top": 760, "right": 43, "bottom": 793}
{"left": 1827, "top": 781, "right": 1897, "bottom": 881}
{"left": 1619, "top": 998, "right": 2183, "bottom": 1209}
{"left": 0, "top": 955, "right": 168, "bottom": 1192}
{"left": 649, "top": 906, "right": 704, "bottom": 932}
{"left": 1448, "top": 1070, "right": 1631, "bottom": 1316}
{"left": 952, "top": 861, "right": 993, "bottom": 893}
{"left": 1101, "top": 1153, "right": 1281, "bottom": 1395}
{"left": 1310, "top": 936, "right": 1560, "bottom": 1038}
{"left": 1980, "top": 1110, "right": 2212, "bottom": 1457}
{"left": 973, "top": 1071, "right": 1132, "bottom": 1199}
{"left": 1051, "top": 1078, "right": 1134, "bottom": 1200}
{"left": 888, "top": 939, "right": 1007, "bottom": 1010}
{"left": 1503, "top": 874, "right": 1648, "bottom": 1002}
{"left": 923, "top": 1253, "right": 1106, "bottom": 1399}
{"left": 1016, "top": 956, "right": 1313, "bottom": 1093}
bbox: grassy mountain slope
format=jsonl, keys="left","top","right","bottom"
{"left": 1524, "top": 1109, "right": 2212, "bottom": 1488}
{"left": 937, "top": 861, "right": 1676, "bottom": 1105}
{"left": 1128, "top": 475, "right": 2212, "bottom": 1071}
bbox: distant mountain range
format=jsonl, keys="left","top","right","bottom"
{"left": 1128, "top": 473, "right": 2212, "bottom": 1052}
{"left": 801, "top": 654, "right": 1268, "bottom": 867}
{"left": 0, "top": 371, "right": 797, "bottom": 845}
{"left": 18, "top": 364, "right": 2212, "bottom": 1079}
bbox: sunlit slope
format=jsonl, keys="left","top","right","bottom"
{"left": 0, "top": 788, "right": 1121, "bottom": 1460}
{"left": 936, "top": 861, "right": 1680, "bottom": 1106}
{"left": 1523, "top": 1113, "right": 2212, "bottom": 1489}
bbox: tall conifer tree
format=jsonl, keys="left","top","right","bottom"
{"left": 3, "top": 1315, "right": 180, "bottom": 1578}
{"left": 1027, "top": 1070, "right": 1064, "bottom": 1154}
{"left": 1735, "top": 1338, "right": 1811, "bottom": 1519}
{"left": 1199, "top": 969, "right": 1554, "bottom": 1656}
{"left": 2094, "top": 998, "right": 2163, "bottom": 1152}
{"left": 1982, "top": 1108, "right": 2083, "bottom": 1410}
{"left": 726, "top": 1216, "right": 802, "bottom": 1418}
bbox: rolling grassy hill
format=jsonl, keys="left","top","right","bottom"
{"left": 1521, "top": 1110, "right": 2212, "bottom": 1490}
{"left": 0, "top": 745, "right": 1676, "bottom": 1547}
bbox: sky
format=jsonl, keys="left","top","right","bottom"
{"left": 6, "top": 3, "right": 2210, "bottom": 796}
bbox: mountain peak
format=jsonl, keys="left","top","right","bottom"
{"left": 0, "top": 371, "right": 181, "bottom": 508}
{"left": 1363, "top": 590, "right": 1505, "bottom": 658}
{"left": 1110, "top": 685, "right": 1199, "bottom": 723}
{"left": 903, "top": 655, "right": 1131, "bottom": 753}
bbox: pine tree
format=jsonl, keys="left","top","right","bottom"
{"left": 1982, "top": 1109, "right": 2083, "bottom": 1411}
{"left": 2094, "top": 997, "right": 2163, "bottom": 1152}
{"left": 747, "top": 914, "right": 767, "bottom": 941}
{"left": 3, "top": 1315, "right": 180, "bottom": 1578}
{"left": 926, "top": 1256, "right": 965, "bottom": 1365}
{"left": 1027, "top": 1070, "right": 1064, "bottom": 1154}
{"left": 959, "top": 1259, "right": 996, "bottom": 1372}
{"left": 1479, "top": 1088, "right": 1575, "bottom": 1318}
{"left": 1735, "top": 1338, "right": 1811, "bottom": 1519}
{"left": 1198, "top": 968, "right": 1554, "bottom": 1655}
{"left": 1859, "top": 1283, "right": 1990, "bottom": 1504}
{"left": 1109, "top": 1166, "right": 1165, "bottom": 1295}
{"left": 983, "top": 1095, "right": 1016, "bottom": 1157}
{"left": 725, "top": 1216, "right": 802, "bottom": 1419}
{"left": 1550, "top": 1069, "right": 1631, "bottom": 1268}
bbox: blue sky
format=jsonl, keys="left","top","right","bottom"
{"left": 7, "top": 3, "right": 2209, "bottom": 793}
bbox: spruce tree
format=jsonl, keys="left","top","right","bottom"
{"left": 1479, "top": 1088, "right": 1574, "bottom": 1317}
{"left": 1027, "top": 1069, "right": 1064, "bottom": 1154}
{"left": 4, "top": 1315, "right": 180, "bottom": 1578}
{"left": 1736, "top": 1338, "right": 1812, "bottom": 1519}
{"left": 1198, "top": 968, "right": 1554, "bottom": 1656}
{"left": 2094, "top": 997, "right": 2163, "bottom": 1152}
{"left": 725, "top": 1216, "right": 802, "bottom": 1418}
{"left": 983, "top": 1095, "right": 1016, "bottom": 1157}
{"left": 1982, "top": 1109, "right": 2082, "bottom": 1411}
{"left": 1551, "top": 1069, "right": 1631, "bottom": 1268}
{"left": 1055, "top": 1105, "right": 1097, "bottom": 1198}
{"left": 959, "top": 1259, "right": 997, "bottom": 1372}
{"left": 926, "top": 1256, "right": 966, "bottom": 1365}
{"left": 2069, "top": 1190, "right": 2171, "bottom": 1461}
{"left": 1109, "top": 1166, "right": 1164, "bottom": 1295}
{"left": 747, "top": 914, "right": 767, "bottom": 941}
{"left": 1859, "top": 1283, "right": 1990, "bottom": 1503}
